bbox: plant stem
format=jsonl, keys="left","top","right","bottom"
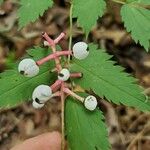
{"left": 61, "top": 82, "right": 65, "bottom": 150}
{"left": 54, "top": 32, "right": 66, "bottom": 44}
{"left": 42, "top": 32, "right": 62, "bottom": 72}
{"left": 36, "top": 51, "right": 72, "bottom": 66}
{"left": 63, "top": 88, "right": 84, "bottom": 102}
{"left": 68, "top": 3, "right": 73, "bottom": 64}
{"left": 70, "top": 72, "right": 83, "bottom": 78}
{"left": 51, "top": 80, "right": 62, "bottom": 92}
{"left": 51, "top": 91, "right": 61, "bottom": 97}
{"left": 111, "top": 0, "right": 126, "bottom": 5}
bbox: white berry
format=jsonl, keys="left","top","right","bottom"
{"left": 18, "top": 58, "right": 39, "bottom": 77}
{"left": 84, "top": 95, "right": 97, "bottom": 111}
{"left": 32, "top": 85, "right": 52, "bottom": 103}
{"left": 58, "top": 68, "right": 70, "bottom": 81}
{"left": 73, "top": 42, "right": 89, "bottom": 60}
{"left": 32, "top": 100, "right": 44, "bottom": 109}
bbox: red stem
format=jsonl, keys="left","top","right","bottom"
{"left": 54, "top": 32, "right": 66, "bottom": 44}
{"left": 51, "top": 80, "right": 62, "bottom": 92}
{"left": 42, "top": 32, "right": 54, "bottom": 46}
{"left": 36, "top": 51, "right": 72, "bottom": 66}
{"left": 51, "top": 91, "right": 61, "bottom": 97}
{"left": 42, "top": 32, "right": 62, "bottom": 72}
{"left": 63, "top": 88, "right": 84, "bottom": 102}
{"left": 70, "top": 73, "right": 82, "bottom": 78}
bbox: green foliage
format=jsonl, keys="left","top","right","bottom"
{"left": 71, "top": 44, "right": 150, "bottom": 112}
{"left": 18, "top": 0, "right": 53, "bottom": 28}
{"left": 0, "top": 0, "right": 3, "bottom": 5}
{"left": 121, "top": 2, "right": 150, "bottom": 51}
{"left": 127, "top": 0, "right": 150, "bottom": 4}
{"left": 0, "top": 47, "right": 55, "bottom": 108}
{"left": 72, "top": 0, "right": 106, "bottom": 36}
{"left": 65, "top": 97, "right": 110, "bottom": 150}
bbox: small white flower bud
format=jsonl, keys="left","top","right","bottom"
{"left": 32, "top": 85, "right": 52, "bottom": 103}
{"left": 73, "top": 42, "right": 89, "bottom": 60}
{"left": 58, "top": 68, "right": 70, "bottom": 81}
{"left": 84, "top": 95, "right": 97, "bottom": 111}
{"left": 44, "top": 41, "right": 50, "bottom": 46}
{"left": 18, "top": 58, "right": 39, "bottom": 77}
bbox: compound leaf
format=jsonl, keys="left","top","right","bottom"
{"left": 73, "top": 0, "right": 106, "bottom": 35}
{"left": 65, "top": 97, "right": 110, "bottom": 150}
{"left": 18, "top": 0, "right": 53, "bottom": 28}
{"left": 71, "top": 44, "right": 150, "bottom": 112}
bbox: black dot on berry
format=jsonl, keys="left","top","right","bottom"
{"left": 58, "top": 73, "right": 64, "bottom": 77}
{"left": 86, "top": 47, "right": 89, "bottom": 51}
{"left": 35, "top": 98, "right": 41, "bottom": 104}
{"left": 20, "top": 71, "right": 24, "bottom": 75}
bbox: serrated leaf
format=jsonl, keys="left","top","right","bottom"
{"left": 0, "top": 47, "right": 55, "bottom": 108}
{"left": 121, "top": 3, "right": 150, "bottom": 51}
{"left": 70, "top": 44, "right": 150, "bottom": 112}
{"left": 73, "top": 0, "right": 106, "bottom": 35}
{"left": 65, "top": 97, "right": 110, "bottom": 150}
{"left": 18, "top": 0, "right": 53, "bottom": 28}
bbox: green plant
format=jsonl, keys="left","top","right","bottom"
{"left": 0, "top": 0, "right": 150, "bottom": 149}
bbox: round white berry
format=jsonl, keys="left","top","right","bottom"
{"left": 84, "top": 95, "right": 97, "bottom": 111}
{"left": 18, "top": 58, "right": 39, "bottom": 77}
{"left": 32, "top": 85, "right": 52, "bottom": 103}
{"left": 58, "top": 68, "right": 70, "bottom": 81}
{"left": 73, "top": 42, "right": 89, "bottom": 60}
{"left": 32, "top": 100, "right": 44, "bottom": 109}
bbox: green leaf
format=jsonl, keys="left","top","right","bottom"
{"left": 73, "top": 0, "right": 106, "bottom": 35}
{"left": 121, "top": 3, "right": 150, "bottom": 51}
{"left": 127, "top": 0, "right": 150, "bottom": 5}
{"left": 0, "top": 47, "right": 55, "bottom": 108}
{"left": 65, "top": 97, "right": 110, "bottom": 150}
{"left": 18, "top": 0, "right": 53, "bottom": 28}
{"left": 70, "top": 44, "right": 150, "bottom": 112}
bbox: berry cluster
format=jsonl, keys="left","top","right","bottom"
{"left": 18, "top": 32, "right": 97, "bottom": 111}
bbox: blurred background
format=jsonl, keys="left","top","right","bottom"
{"left": 0, "top": 0, "right": 150, "bottom": 149}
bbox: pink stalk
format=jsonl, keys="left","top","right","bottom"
{"left": 42, "top": 33, "right": 71, "bottom": 72}
{"left": 53, "top": 52, "right": 62, "bottom": 72}
{"left": 63, "top": 88, "right": 84, "bottom": 102}
{"left": 36, "top": 51, "right": 72, "bottom": 66}
{"left": 57, "top": 50, "right": 72, "bottom": 56}
{"left": 51, "top": 80, "right": 62, "bottom": 92}
{"left": 36, "top": 54, "right": 56, "bottom": 66}
{"left": 70, "top": 73, "right": 83, "bottom": 78}
{"left": 42, "top": 32, "right": 54, "bottom": 46}
{"left": 51, "top": 91, "right": 61, "bottom": 97}
{"left": 42, "top": 32, "right": 62, "bottom": 71}
{"left": 54, "top": 32, "right": 66, "bottom": 44}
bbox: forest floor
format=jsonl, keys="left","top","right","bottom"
{"left": 0, "top": 0, "right": 150, "bottom": 150}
